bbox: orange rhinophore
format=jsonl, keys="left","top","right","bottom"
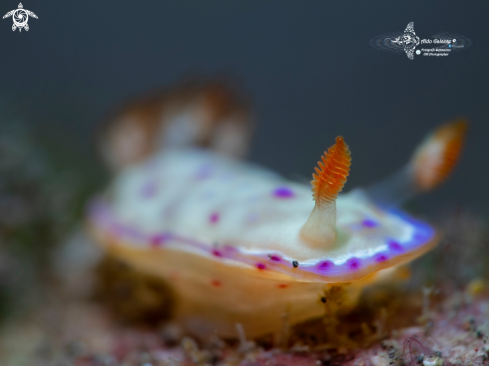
{"left": 301, "top": 136, "right": 352, "bottom": 245}
{"left": 412, "top": 119, "right": 468, "bottom": 191}
{"left": 311, "top": 136, "right": 351, "bottom": 206}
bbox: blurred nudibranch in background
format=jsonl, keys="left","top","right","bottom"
{"left": 87, "top": 79, "right": 468, "bottom": 338}
{"left": 98, "top": 79, "right": 253, "bottom": 172}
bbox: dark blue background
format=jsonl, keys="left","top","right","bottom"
{"left": 1, "top": 1, "right": 488, "bottom": 213}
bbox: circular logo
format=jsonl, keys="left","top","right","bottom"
{"left": 416, "top": 50, "right": 421, "bottom": 55}
{"left": 12, "top": 9, "right": 28, "bottom": 27}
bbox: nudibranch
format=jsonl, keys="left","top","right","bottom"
{"left": 99, "top": 80, "right": 252, "bottom": 172}
{"left": 88, "top": 119, "right": 467, "bottom": 338}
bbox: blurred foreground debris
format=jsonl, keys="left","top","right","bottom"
{"left": 0, "top": 123, "right": 96, "bottom": 322}
{"left": 410, "top": 208, "right": 489, "bottom": 290}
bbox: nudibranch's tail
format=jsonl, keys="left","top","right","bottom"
{"left": 366, "top": 119, "right": 468, "bottom": 207}
{"left": 301, "top": 137, "right": 351, "bottom": 245}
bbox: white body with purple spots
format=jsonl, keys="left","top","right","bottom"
{"left": 89, "top": 148, "right": 437, "bottom": 337}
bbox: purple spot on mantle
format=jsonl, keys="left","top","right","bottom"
{"left": 347, "top": 258, "right": 360, "bottom": 270}
{"left": 209, "top": 212, "right": 220, "bottom": 224}
{"left": 212, "top": 249, "right": 222, "bottom": 257}
{"left": 256, "top": 263, "right": 266, "bottom": 270}
{"left": 150, "top": 233, "right": 172, "bottom": 247}
{"left": 140, "top": 181, "right": 158, "bottom": 199}
{"left": 362, "top": 219, "right": 378, "bottom": 228}
{"left": 388, "top": 240, "right": 403, "bottom": 252}
{"left": 375, "top": 254, "right": 388, "bottom": 263}
{"left": 318, "top": 260, "right": 334, "bottom": 270}
{"left": 269, "top": 255, "right": 281, "bottom": 262}
{"left": 273, "top": 186, "right": 295, "bottom": 199}
{"left": 196, "top": 164, "right": 212, "bottom": 180}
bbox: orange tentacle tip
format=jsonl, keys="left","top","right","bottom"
{"left": 413, "top": 119, "right": 468, "bottom": 191}
{"left": 311, "top": 136, "right": 351, "bottom": 206}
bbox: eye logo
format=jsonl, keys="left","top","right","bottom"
{"left": 370, "top": 22, "right": 471, "bottom": 60}
{"left": 3, "top": 3, "right": 38, "bottom": 32}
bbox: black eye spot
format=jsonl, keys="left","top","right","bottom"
{"left": 292, "top": 261, "right": 299, "bottom": 268}
{"left": 321, "top": 297, "right": 327, "bottom": 303}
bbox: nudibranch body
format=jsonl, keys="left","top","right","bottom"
{"left": 88, "top": 120, "right": 466, "bottom": 338}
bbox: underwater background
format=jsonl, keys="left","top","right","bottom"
{"left": 1, "top": 1, "right": 489, "bottom": 365}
